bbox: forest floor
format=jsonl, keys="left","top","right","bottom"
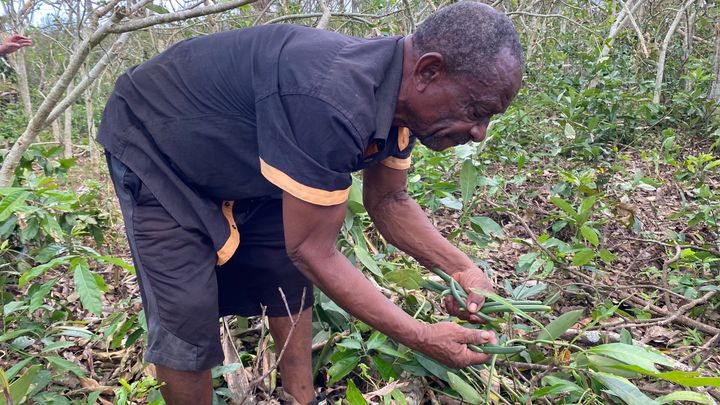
{"left": 6, "top": 136, "right": 719, "bottom": 404}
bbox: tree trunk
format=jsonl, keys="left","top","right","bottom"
{"left": 85, "top": 83, "right": 97, "bottom": 165}
{"left": 51, "top": 118, "right": 62, "bottom": 145}
{"left": 13, "top": 48, "right": 32, "bottom": 116}
{"left": 683, "top": 10, "right": 696, "bottom": 91}
{"left": 709, "top": 22, "right": 720, "bottom": 102}
{"left": 653, "top": 0, "right": 697, "bottom": 104}
{"left": 62, "top": 80, "right": 74, "bottom": 159}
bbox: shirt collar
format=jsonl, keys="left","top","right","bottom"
{"left": 371, "top": 37, "right": 405, "bottom": 144}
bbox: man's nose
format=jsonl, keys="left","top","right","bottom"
{"left": 470, "top": 124, "right": 487, "bottom": 142}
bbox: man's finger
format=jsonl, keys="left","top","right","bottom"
{"left": 460, "top": 329, "right": 497, "bottom": 345}
{"left": 462, "top": 350, "right": 492, "bottom": 366}
{"left": 465, "top": 292, "right": 486, "bottom": 314}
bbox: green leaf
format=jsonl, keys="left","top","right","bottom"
{"left": 592, "top": 371, "right": 660, "bottom": 405}
{"left": 211, "top": 363, "right": 244, "bottom": 379}
{"left": 549, "top": 196, "right": 577, "bottom": 217}
{"left": 460, "top": 160, "right": 478, "bottom": 205}
{"left": 613, "top": 366, "right": 720, "bottom": 387}
{"left": 347, "top": 177, "right": 366, "bottom": 214}
{"left": 86, "top": 391, "right": 102, "bottom": 405}
{"left": 46, "top": 355, "right": 86, "bottom": 377}
{"left": 577, "top": 195, "right": 598, "bottom": 224}
{"left": 447, "top": 372, "right": 482, "bottom": 404}
{"left": 572, "top": 248, "right": 595, "bottom": 266}
{"left": 5, "top": 358, "right": 33, "bottom": 382}
{"left": 30, "top": 278, "right": 58, "bottom": 313}
{"left": 384, "top": 269, "right": 423, "bottom": 289}
{"left": 619, "top": 329, "right": 633, "bottom": 345}
{"left": 586, "top": 354, "right": 641, "bottom": 378}
{"left": 73, "top": 258, "right": 103, "bottom": 315}
{"left": 390, "top": 389, "right": 407, "bottom": 405}
{"left": 537, "top": 309, "right": 583, "bottom": 341}
{"left": 661, "top": 136, "right": 675, "bottom": 153}
{"left": 704, "top": 160, "right": 720, "bottom": 171}
{"left": 580, "top": 225, "right": 599, "bottom": 246}
{"left": 374, "top": 344, "right": 410, "bottom": 360}
{"left": 0, "top": 329, "right": 36, "bottom": 343}
{"left": 327, "top": 353, "right": 360, "bottom": 385}
{"left": 95, "top": 255, "right": 135, "bottom": 274}
{"left": 337, "top": 338, "right": 362, "bottom": 350}
{"left": 415, "top": 353, "right": 449, "bottom": 381}
{"left": 0, "top": 365, "right": 40, "bottom": 405}
{"left": 656, "top": 391, "right": 714, "bottom": 404}
{"left": 0, "top": 190, "right": 30, "bottom": 222}
{"left": 470, "top": 216, "right": 504, "bottom": 238}
{"left": 366, "top": 331, "right": 387, "bottom": 351}
{"left": 42, "top": 340, "right": 75, "bottom": 353}
{"left": 537, "top": 376, "right": 584, "bottom": 398}
{"left": 439, "top": 196, "right": 462, "bottom": 210}
{"left": 586, "top": 343, "right": 673, "bottom": 374}
{"left": 564, "top": 123, "right": 576, "bottom": 140}
{"left": 354, "top": 245, "right": 382, "bottom": 277}
{"left": 41, "top": 214, "right": 64, "bottom": 241}
{"left": 345, "top": 379, "right": 367, "bottom": 405}
{"left": 371, "top": 355, "right": 396, "bottom": 382}
{"left": 20, "top": 255, "right": 75, "bottom": 286}
{"left": 599, "top": 249, "right": 618, "bottom": 263}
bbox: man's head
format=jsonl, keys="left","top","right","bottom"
{"left": 394, "top": 2, "right": 524, "bottom": 151}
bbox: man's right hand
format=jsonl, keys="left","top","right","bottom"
{"left": 0, "top": 35, "right": 33, "bottom": 56}
{"left": 415, "top": 322, "right": 498, "bottom": 368}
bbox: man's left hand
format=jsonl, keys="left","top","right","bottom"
{"left": 443, "top": 268, "right": 495, "bottom": 323}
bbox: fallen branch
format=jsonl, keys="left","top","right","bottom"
{"left": 221, "top": 317, "right": 253, "bottom": 403}
{"left": 661, "top": 243, "right": 681, "bottom": 311}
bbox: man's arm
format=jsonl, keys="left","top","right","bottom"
{"left": 282, "top": 191, "right": 496, "bottom": 368}
{"left": 363, "top": 163, "right": 494, "bottom": 322}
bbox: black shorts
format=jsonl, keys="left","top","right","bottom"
{"left": 107, "top": 153, "right": 313, "bottom": 371}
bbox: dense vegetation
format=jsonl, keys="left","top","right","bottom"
{"left": 1, "top": 0, "right": 719, "bottom": 403}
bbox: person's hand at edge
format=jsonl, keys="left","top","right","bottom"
{"left": 0, "top": 35, "right": 33, "bottom": 56}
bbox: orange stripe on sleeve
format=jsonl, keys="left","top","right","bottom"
{"left": 259, "top": 158, "right": 350, "bottom": 206}
{"left": 380, "top": 156, "right": 412, "bottom": 170}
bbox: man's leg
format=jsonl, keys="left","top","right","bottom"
{"left": 217, "top": 199, "right": 316, "bottom": 403}
{"left": 156, "top": 367, "right": 212, "bottom": 405}
{"left": 106, "top": 153, "right": 223, "bottom": 403}
{"left": 268, "top": 308, "right": 314, "bottom": 404}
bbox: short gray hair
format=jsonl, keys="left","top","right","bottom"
{"left": 413, "top": 2, "right": 524, "bottom": 78}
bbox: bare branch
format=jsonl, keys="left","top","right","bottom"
{"left": 316, "top": 0, "right": 332, "bottom": 29}
{"left": 618, "top": 0, "right": 649, "bottom": 57}
{"left": 106, "top": 0, "right": 259, "bottom": 33}
{"left": 598, "top": 0, "right": 646, "bottom": 59}
{"left": 46, "top": 33, "right": 130, "bottom": 125}
{"left": 506, "top": 11, "right": 598, "bottom": 35}
{"left": 653, "top": 0, "right": 697, "bottom": 104}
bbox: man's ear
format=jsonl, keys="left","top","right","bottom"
{"left": 413, "top": 52, "right": 445, "bottom": 92}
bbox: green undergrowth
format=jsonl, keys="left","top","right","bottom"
{"left": 1, "top": 1, "right": 720, "bottom": 403}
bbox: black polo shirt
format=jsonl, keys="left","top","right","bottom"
{"left": 98, "top": 24, "right": 416, "bottom": 265}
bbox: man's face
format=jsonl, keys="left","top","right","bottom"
{"left": 405, "top": 62, "right": 521, "bottom": 151}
